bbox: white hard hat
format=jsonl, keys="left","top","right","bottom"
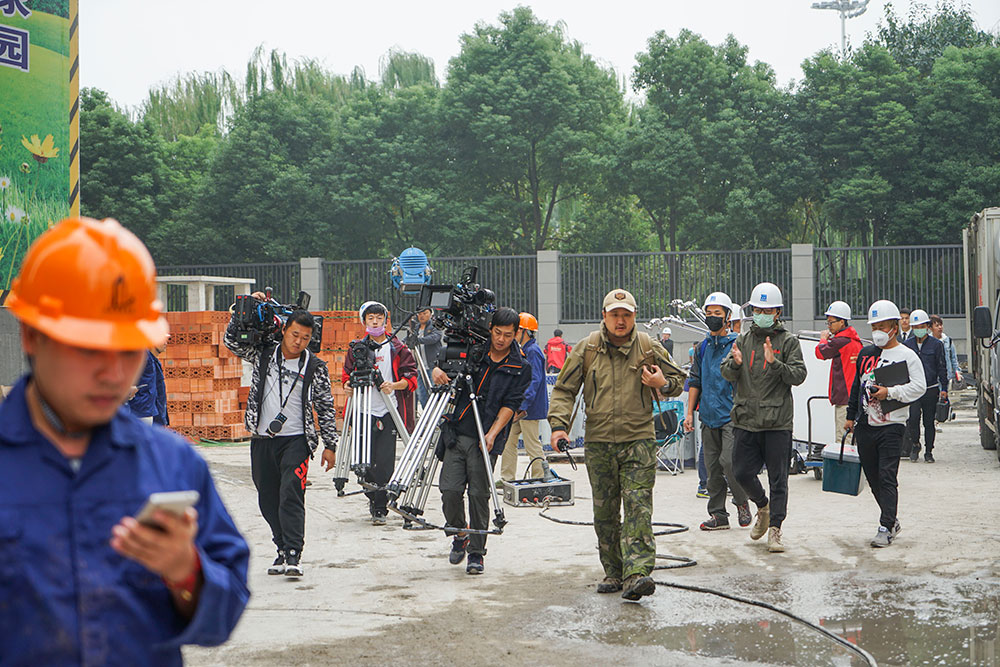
{"left": 824, "top": 300, "right": 852, "bottom": 320}
{"left": 867, "top": 300, "right": 901, "bottom": 324}
{"left": 358, "top": 300, "right": 388, "bottom": 323}
{"left": 909, "top": 309, "right": 930, "bottom": 326}
{"left": 749, "top": 282, "right": 783, "bottom": 309}
{"left": 703, "top": 291, "right": 734, "bottom": 315}
{"left": 661, "top": 326, "right": 672, "bottom": 336}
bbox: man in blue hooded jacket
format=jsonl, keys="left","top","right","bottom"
{"left": 684, "top": 292, "right": 751, "bottom": 531}
{"left": 500, "top": 312, "right": 548, "bottom": 482}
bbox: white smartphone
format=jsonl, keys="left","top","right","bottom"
{"left": 135, "top": 490, "right": 200, "bottom": 527}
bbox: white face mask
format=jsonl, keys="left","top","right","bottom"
{"left": 872, "top": 330, "right": 891, "bottom": 347}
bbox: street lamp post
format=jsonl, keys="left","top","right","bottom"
{"left": 811, "top": 0, "right": 871, "bottom": 55}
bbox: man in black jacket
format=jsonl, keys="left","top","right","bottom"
{"left": 902, "top": 309, "right": 948, "bottom": 462}
{"left": 224, "top": 296, "right": 339, "bottom": 577}
{"left": 431, "top": 307, "right": 529, "bottom": 575}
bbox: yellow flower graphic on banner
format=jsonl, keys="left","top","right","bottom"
{"left": 21, "top": 134, "right": 60, "bottom": 164}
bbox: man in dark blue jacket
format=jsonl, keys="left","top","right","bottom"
{"left": 684, "top": 292, "right": 751, "bottom": 531}
{"left": 128, "top": 346, "right": 169, "bottom": 426}
{"left": 903, "top": 309, "right": 948, "bottom": 462}
{"left": 500, "top": 312, "right": 548, "bottom": 482}
{"left": 1, "top": 217, "right": 249, "bottom": 665}
{"left": 432, "top": 307, "right": 529, "bottom": 575}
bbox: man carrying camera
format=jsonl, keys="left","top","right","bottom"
{"left": 342, "top": 301, "right": 417, "bottom": 525}
{"left": 431, "top": 307, "right": 529, "bottom": 575}
{"left": 549, "top": 289, "right": 685, "bottom": 601}
{"left": 1, "top": 218, "right": 249, "bottom": 663}
{"left": 224, "top": 292, "right": 339, "bottom": 577}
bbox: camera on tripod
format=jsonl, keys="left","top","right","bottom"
{"left": 419, "top": 266, "right": 496, "bottom": 377}
{"left": 232, "top": 288, "right": 323, "bottom": 353}
{"left": 347, "top": 337, "right": 383, "bottom": 387}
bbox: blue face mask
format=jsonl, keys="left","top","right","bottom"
{"left": 912, "top": 327, "right": 928, "bottom": 339}
{"left": 753, "top": 313, "right": 775, "bottom": 329}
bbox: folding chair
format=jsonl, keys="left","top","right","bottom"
{"left": 654, "top": 399, "right": 686, "bottom": 475}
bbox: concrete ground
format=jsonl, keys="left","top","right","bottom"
{"left": 185, "top": 389, "right": 1000, "bottom": 666}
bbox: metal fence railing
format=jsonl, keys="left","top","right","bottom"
{"left": 323, "top": 259, "right": 394, "bottom": 311}
{"left": 323, "top": 255, "right": 537, "bottom": 315}
{"left": 559, "top": 250, "right": 793, "bottom": 323}
{"left": 428, "top": 256, "right": 537, "bottom": 315}
{"left": 814, "top": 246, "right": 964, "bottom": 318}
{"left": 158, "top": 262, "right": 301, "bottom": 312}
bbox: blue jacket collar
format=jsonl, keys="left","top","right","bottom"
{"left": 0, "top": 375, "right": 139, "bottom": 449}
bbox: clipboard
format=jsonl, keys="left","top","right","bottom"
{"left": 873, "top": 361, "right": 910, "bottom": 413}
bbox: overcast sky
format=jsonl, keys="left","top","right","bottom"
{"left": 80, "top": 0, "right": 1000, "bottom": 110}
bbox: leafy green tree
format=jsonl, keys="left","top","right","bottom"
{"left": 872, "top": 0, "right": 998, "bottom": 75}
{"left": 556, "top": 192, "right": 654, "bottom": 253}
{"left": 187, "top": 91, "right": 352, "bottom": 263}
{"left": 327, "top": 84, "right": 477, "bottom": 256}
{"left": 625, "top": 30, "right": 793, "bottom": 251}
{"left": 796, "top": 44, "right": 918, "bottom": 246}
{"left": 442, "top": 7, "right": 624, "bottom": 252}
{"left": 79, "top": 88, "right": 164, "bottom": 242}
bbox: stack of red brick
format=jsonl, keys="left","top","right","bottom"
{"left": 165, "top": 310, "right": 368, "bottom": 442}
{"left": 163, "top": 312, "right": 246, "bottom": 441}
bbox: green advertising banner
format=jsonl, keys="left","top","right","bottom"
{"left": 0, "top": 0, "right": 78, "bottom": 290}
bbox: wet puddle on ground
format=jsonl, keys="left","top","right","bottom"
{"left": 544, "top": 572, "right": 1000, "bottom": 665}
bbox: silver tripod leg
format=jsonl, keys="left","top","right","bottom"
{"left": 364, "top": 386, "right": 372, "bottom": 467}
{"left": 412, "top": 432, "right": 442, "bottom": 513}
{"left": 469, "top": 392, "right": 507, "bottom": 531}
{"left": 388, "top": 389, "right": 450, "bottom": 498}
{"left": 378, "top": 390, "right": 410, "bottom": 447}
{"left": 413, "top": 346, "right": 431, "bottom": 390}
{"left": 333, "top": 394, "right": 354, "bottom": 493}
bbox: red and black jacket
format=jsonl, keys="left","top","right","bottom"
{"left": 814, "top": 326, "right": 863, "bottom": 406}
{"left": 341, "top": 336, "right": 418, "bottom": 432}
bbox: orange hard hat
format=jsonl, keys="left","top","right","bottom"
{"left": 518, "top": 312, "right": 538, "bottom": 331}
{"left": 6, "top": 217, "right": 169, "bottom": 350}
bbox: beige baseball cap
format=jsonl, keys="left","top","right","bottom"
{"left": 602, "top": 289, "right": 636, "bottom": 313}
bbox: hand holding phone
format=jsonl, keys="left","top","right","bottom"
{"left": 112, "top": 490, "right": 201, "bottom": 585}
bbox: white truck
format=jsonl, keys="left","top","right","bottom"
{"left": 963, "top": 206, "right": 1000, "bottom": 461}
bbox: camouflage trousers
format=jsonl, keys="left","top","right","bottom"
{"left": 584, "top": 439, "right": 657, "bottom": 580}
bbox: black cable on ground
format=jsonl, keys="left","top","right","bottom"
{"left": 540, "top": 503, "right": 878, "bottom": 666}
{"left": 652, "top": 579, "right": 878, "bottom": 667}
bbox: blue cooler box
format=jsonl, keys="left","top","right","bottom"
{"left": 822, "top": 439, "right": 867, "bottom": 496}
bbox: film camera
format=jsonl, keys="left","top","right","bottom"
{"left": 419, "top": 266, "right": 496, "bottom": 377}
{"left": 233, "top": 288, "right": 323, "bottom": 353}
{"left": 347, "top": 337, "right": 384, "bottom": 387}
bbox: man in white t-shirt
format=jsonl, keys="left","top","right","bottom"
{"left": 342, "top": 302, "right": 417, "bottom": 525}
{"left": 845, "top": 300, "right": 926, "bottom": 548}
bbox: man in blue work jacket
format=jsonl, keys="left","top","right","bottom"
{"left": 128, "top": 345, "right": 169, "bottom": 425}
{"left": 684, "top": 292, "right": 752, "bottom": 531}
{"left": 499, "top": 312, "right": 548, "bottom": 482}
{"left": 0, "top": 217, "right": 250, "bottom": 665}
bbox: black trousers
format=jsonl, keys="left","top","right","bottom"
{"left": 856, "top": 422, "right": 903, "bottom": 529}
{"left": 440, "top": 434, "right": 497, "bottom": 556}
{"left": 251, "top": 434, "right": 311, "bottom": 553}
{"left": 732, "top": 428, "right": 792, "bottom": 528}
{"left": 364, "top": 415, "right": 397, "bottom": 515}
{"left": 905, "top": 388, "right": 939, "bottom": 455}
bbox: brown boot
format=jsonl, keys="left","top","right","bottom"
{"left": 621, "top": 574, "right": 656, "bottom": 601}
{"left": 597, "top": 576, "right": 622, "bottom": 594}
